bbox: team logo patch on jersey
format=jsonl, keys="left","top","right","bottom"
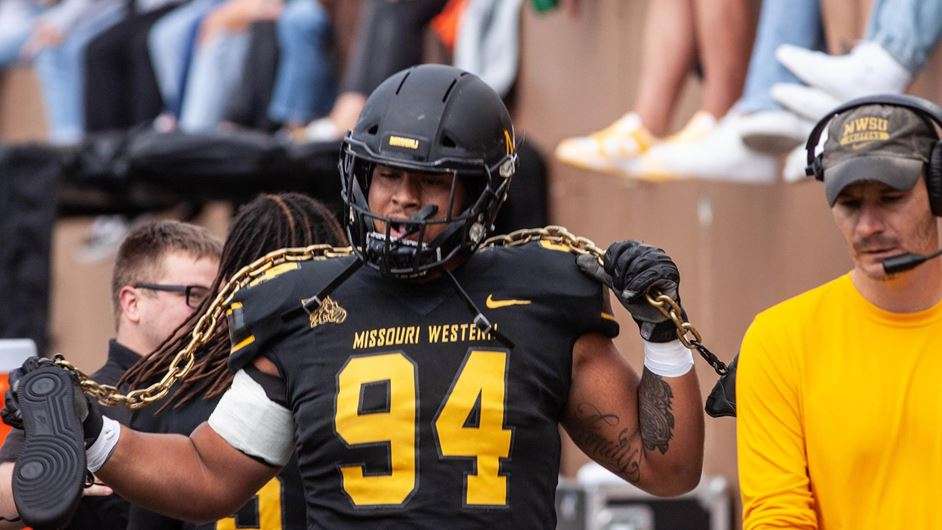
{"left": 308, "top": 296, "right": 348, "bottom": 327}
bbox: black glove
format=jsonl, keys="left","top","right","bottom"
{"left": 705, "top": 355, "right": 738, "bottom": 418}
{"left": 577, "top": 240, "right": 682, "bottom": 343}
{"left": 2, "top": 356, "right": 103, "bottom": 448}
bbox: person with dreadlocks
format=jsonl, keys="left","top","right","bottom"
{"left": 119, "top": 192, "right": 345, "bottom": 530}
{"left": 3, "top": 65, "right": 705, "bottom": 529}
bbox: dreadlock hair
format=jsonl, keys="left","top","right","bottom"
{"left": 120, "top": 193, "right": 346, "bottom": 411}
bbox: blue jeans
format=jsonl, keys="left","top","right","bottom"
{"left": 867, "top": 0, "right": 942, "bottom": 73}
{"left": 267, "top": 0, "right": 336, "bottom": 125}
{"left": 0, "top": 1, "right": 41, "bottom": 67}
{"left": 148, "top": 0, "right": 223, "bottom": 116}
{"left": 34, "top": 1, "right": 124, "bottom": 143}
{"left": 178, "top": 31, "right": 251, "bottom": 131}
{"left": 735, "top": 0, "right": 824, "bottom": 114}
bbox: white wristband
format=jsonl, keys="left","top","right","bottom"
{"left": 643, "top": 339, "right": 694, "bottom": 377}
{"left": 86, "top": 415, "right": 121, "bottom": 473}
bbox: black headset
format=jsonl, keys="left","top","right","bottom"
{"left": 804, "top": 93, "right": 942, "bottom": 216}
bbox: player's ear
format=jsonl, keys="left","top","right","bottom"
{"left": 119, "top": 285, "right": 143, "bottom": 325}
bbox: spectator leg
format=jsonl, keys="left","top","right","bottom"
{"left": 268, "top": 0, "right": 335, "bottom": 126}
{"left": 632, "top": 0, "right": 697, "bottom": 136}
{"left": 866, "top": 0, "right": 942, "bottom": 73}
{"left": 84, "top": 16, "right": 136, "bottom": 132}
{"left": 129, "top": 15, "right": 168, "bottom": 126}
{"left": 34, "top": 2, "right": 125, "bottom": 143}
{"left": 692, "top": 0, "right": 757, "bottom": 120}
{"left": 178, "top": 32, "right": 251, "bottom": 132}
{"left": 148, "top": 0, "right": 222, "bottom": 117}
{"left": 85, "top": 5, "right": 176, "bottom": 133}
{"left": 341, "top": 0, "right": 448, "bottom": 95}
{"left": 736, "top": 0, "right": 823, "bottom": 114}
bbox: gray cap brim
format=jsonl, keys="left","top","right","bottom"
{"left": 824, "top": 155, "right": 924, "bottom": 206}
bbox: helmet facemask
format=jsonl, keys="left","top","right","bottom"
{"left": 340, "top": 141, "right": 515, "bottom": 279}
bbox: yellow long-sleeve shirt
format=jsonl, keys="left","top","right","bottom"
{"left": 737, "top": 273, "right": 942, "bottom": 530}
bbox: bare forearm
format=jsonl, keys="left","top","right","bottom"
{"left": 97, "top": 425, "right": 260, "bottom": 522}
{"left": 565, "top": 337, "right": 703, "bottom": 496}
{"left": 0, "top": 463, "right": 24, "bottom": 529}
{"left": 566, "top": 371, "right": 702, "bottom": 495}
{"left": 635, "top": 368, "right": 703, "bottom": 494}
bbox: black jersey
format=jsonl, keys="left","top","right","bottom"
{"left": 227, "top": 240, "right": 618, "bottom": 529}
{"left": 126, "top": 391, "right": 306, "bottom": 530}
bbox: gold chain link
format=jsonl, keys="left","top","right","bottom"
{"left": 481, "top": 225, "right": 606, "bottom": 259}
{"left": 644, "top": 294, "right": 702, "bottom": 348}
{"left": 53, "top": 226, "right": 717, "bottom": 409}
{"left": 482, "top": 226, "right": 706, "bottom": 348}
{"left": 53, "top": 244, "right": 352, "bottom": 409}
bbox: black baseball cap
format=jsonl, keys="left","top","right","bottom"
{"left": 822, "top": 104, "right": 938, "bottom": 205}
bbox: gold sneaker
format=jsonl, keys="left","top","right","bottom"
{"left": 555, "top": 112, "right": 656, "bottom": 175}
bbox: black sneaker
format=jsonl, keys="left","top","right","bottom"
{"left": 11, "top": 366, "right": 87, "bottom": 530}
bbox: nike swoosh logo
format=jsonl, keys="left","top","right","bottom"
{"left": 485, "top": 294, "right": 531, "bottom": 309}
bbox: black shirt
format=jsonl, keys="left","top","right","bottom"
{"left": 227, "top": 240, "right": 619, "bottom": 529}
{"left": 0, "top": 339, "right": 141, "bottom": 530}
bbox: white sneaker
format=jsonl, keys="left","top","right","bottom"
{"left": 737, "top": 109, "right": 813, "bottom": 154}
{"left": 782, "top": 144, "right": 812, "bottom": 183}
{"left": 555, "top": 112, "right": 656, "bottom": 174}
{"left": 770, "top": 83, "right": 843, "bottom": 122}
{"left": 631, "top": 113, "right": 778, "bottom": 184}
{"left": 775, "top": 42, "right": 911, "bottom": 101}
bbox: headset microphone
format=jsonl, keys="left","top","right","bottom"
{"left": 883, "top": 249, "right": 942, "bottom": 275}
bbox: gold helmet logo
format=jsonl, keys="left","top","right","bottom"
{"left": 388, "top": 135, "right": 420, "bottom": 149}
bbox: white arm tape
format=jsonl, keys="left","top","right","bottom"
{"left": 208, "top": 369, "right": 295, "bottom": 467}
{"left": 643, "top": 339, "right": 694, "bottom": 377}
{"left": 86, "top": 415, "right": 121, "bottom": 473}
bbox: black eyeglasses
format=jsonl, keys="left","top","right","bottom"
{"left": 133, "top": 283, "right": 211, "bottom": 309}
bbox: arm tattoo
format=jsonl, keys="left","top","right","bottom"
{"left": 638, "top": 368, "right": 674, "bottom": 454}
{"left": 568, "top": 370, "right": 676, "bottom": 483}
{"left": 568, "top": 403, "right": 642, "bottom": 484}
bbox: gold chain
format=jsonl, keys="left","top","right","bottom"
{"left": 53, "top": 244, "right": 352, "bottom": 409}
{"left": 643, "top": 294, "right": 702, "bottom": 348}
{"left": 481, "top": 225, "right": 606, "bottom": 258}
{"left": 53, "top": 226, "right": 721, "bottom": 409}
{"left": 483, "top": 226, "right": 712, "bottom": 352}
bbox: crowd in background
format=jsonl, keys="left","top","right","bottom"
{"left": 557, "top": 0, "right": 942, "bottom": 184}
{"left": 0, "top": 0, "right": 936, "bottom": 184}
{"left": 1, "top": 2, "right": 942, "bottom": 528}
{"left": 0, "top": 0, "right": 936, "bottom": 259}
{"left": 0, "top": 0, "right": 523, "bottom": 144}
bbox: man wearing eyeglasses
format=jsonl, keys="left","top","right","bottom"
{"left": 0, "top": 219, "right": 220, "bottom": 528}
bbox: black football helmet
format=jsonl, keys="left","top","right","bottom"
{"left": 339, "top": 64, "right": 517, "bottom": 279}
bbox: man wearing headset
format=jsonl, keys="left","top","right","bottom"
{"left": 737, "top": 96, "right": 942, "bottom": 529}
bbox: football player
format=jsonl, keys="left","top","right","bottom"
{"left": 3, "top": 65, "right": 704, "bottom": 529}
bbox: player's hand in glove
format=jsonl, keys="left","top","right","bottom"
{"left": 577, "top": 240, "right": 682, "bottom": 343}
